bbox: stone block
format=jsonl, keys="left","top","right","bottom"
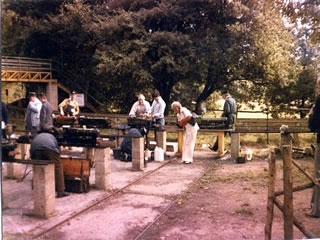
{"left": 95, "top": 148, "right": 111, "bottom": 190}
{"left": 33, "top": 164, "right": 55, "bottom": 218}
{"left": 132, "top": 137, "right": 144, "bottom": 171}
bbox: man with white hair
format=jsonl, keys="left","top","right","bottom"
{"left": 129, "top": 94, "right": 151, "bottom": 118}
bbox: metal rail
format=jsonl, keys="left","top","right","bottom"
{"left": 31, "top": 159, "right": 173, "bottom": 239}
{"left": 134, "top": 162, "right": 216, "bottom": 240}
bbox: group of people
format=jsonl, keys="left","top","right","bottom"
{"left": 123, "top": 89, "right": 237, "bottom": 164}
{"left": 24, "top": 91, "right": 80, "bottom": 198}
{"left": 25, "top": 91, "right": 80, "bottom": 136}
{"left": 128, "top": 89, "right": 166, "bottom": 129}
{"left": 121, "top": 89, "right": 167, "bottom": 160}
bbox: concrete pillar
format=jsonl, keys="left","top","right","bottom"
{"left": 231, "top": 133, "right": 240, "bottom": 161}
{"left": 218, "top": 132, "right": 225, "bottom": 156}
{"left": 95, "top": 147, "right": 111, "bottom": 190}
{"left": 6, "top": 163, "right": 23, "bottom": 179}
{"left": 33, "top": 164, "right": 55, "bottom": 218}
{"left": 46, "top": 81, "right": 58, "bottom": 110}
{"left": 132, "top": 137, "right": 144, "bottom": 171}
{"left": 177, "top": 129, "right": 184, "bottom": 153}
{"left": 156, "top": 130, "right": 167, "bottom": 152}
{"left": 17, "top": 143, "right": 30, "bottom": 160}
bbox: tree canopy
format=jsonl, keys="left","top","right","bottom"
{"left": 2, "top": 0, "right": 318, "bottom": 116}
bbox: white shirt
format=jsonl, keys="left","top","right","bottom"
{"left": 129, "top": 100, "right": 151, "bottom": 117}
{"left": 151, "top": 97, "right": 166, "bottom": 119}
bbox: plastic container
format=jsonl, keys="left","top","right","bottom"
{"left": 154, "top": 147, "right": 164, "bottom": 162}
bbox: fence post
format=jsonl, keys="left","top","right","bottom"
{"left": 265, "top": 150, "right": 276, "bottom": 240}
{"left": 282, "top": 143, "right": 294, "bottom": 240}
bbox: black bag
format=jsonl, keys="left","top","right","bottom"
{"left": 188, "top": 112, "right": 199, "bottom": 126}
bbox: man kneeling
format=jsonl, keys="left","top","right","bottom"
{"left": 120, "top": 128, "right": 145, "bottom": 161}
{"left": 30, "top": 131, "right": 69, "bottom": 198}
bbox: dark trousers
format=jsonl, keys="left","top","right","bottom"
{"left": 32, "top": 150, "right": 65, "bottom": 192}
{"left": 155, "top": 118, "right": 165, "bottom": 130}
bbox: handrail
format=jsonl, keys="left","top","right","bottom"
{"left": 1, "top": 56, "right": 52, "bottom": 72}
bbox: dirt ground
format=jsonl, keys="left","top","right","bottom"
{"left": 138, "top": 150, "right": 320, "bottom": 240}
{"left": 3, "top": 148, "right": 320, "bottom": 240}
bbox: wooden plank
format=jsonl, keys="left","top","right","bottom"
{"left": 265, "top": 150, "right": 276, "bottom": 240}
{"left": 282, "top": 144, "right": 294, "bottom": 240}
{"left": 274, "top": 182, "right": 314, "bottom": 197}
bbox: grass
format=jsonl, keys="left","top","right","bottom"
{"left": 235, "top": 207, "right": 254, "bottom": 216}
{"left": 276, "top": 160, "right": 314, "bottom": 184}
{"left": 200, "top": 168, "right": 269, "bottom": 184}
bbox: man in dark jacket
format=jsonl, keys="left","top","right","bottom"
{"left": 210, "top": 90, "right": 237, "bottom": 152}
{"left": 120, "top": 128, "right": 144, "bottom": 161}
{"left": 309, "top": 77, "right": 320, "bottom": 217}
{"left": 39, "top": 93, "right": 54, "bottom": 131}
{"left": 30, "top": 132, "right": 69, "bottom": 198}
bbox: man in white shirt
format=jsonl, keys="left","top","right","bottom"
{"left": 150, "top": 89, "right": 166, "bottom": 130}
{"left": 129, "top": 94, "right": 151, "bottom": 118}
{"left": 25, "top": 92, "right": 42, "bottom": 137}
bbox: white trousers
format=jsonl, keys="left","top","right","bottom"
{"left": 182, "top": 123, "right": 199, "bottom": 163}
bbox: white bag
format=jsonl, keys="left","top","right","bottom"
{"left": 154, "top": 147, "right": 164, "bottom": 162}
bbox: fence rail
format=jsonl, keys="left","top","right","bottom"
{"left": 2, "top": 56, "right": 52, "bottom": 72}
{"left": 1, "top": 56, "right": 53, "bottom": 82}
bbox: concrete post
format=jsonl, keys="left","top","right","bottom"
{"left": 177, "top": 129, "right": 184, "bottom": 153}
{"left": 33, "top": 164, "right": 55, "bottom": 218}
{"left": 156, "top": 130, "right": 167, "bottom": 152}
{"left": 95, "top": 147, "right": 111, "bottom": 190}
{"left": 46, "top": 81, "right": 58, "bottom": 110}
{"left": 132, "top": 137, "right": 144, "bottom": 171}
{"left": 17, "top": 143, "right": 30, "bottom": 160}
{"left": 231, "top": 133, "right": 240, "bottom": 161}
{"left": 218, "top": 132, "right": 225, "bottom": 156}
{"left": 6, "top": 163, "right": 23, "bottom": 179}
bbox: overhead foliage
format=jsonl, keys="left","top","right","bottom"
{"left": 2, "top": 0, "right": 317, "bottom": 116}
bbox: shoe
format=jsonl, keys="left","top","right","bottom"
{"left": 183, "top": 161, "right": 192, "bottom": 164}
{"left": 57, "top": 191, "right": 70, "bottom": 198}
{"left": 305, "top": 211, "right": 320, "bottom": 218}
{"left": 209, "top": 146, "right": 218, "bottom": 152}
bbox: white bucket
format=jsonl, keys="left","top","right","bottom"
{"left": 154, "top": 147, "right": 164, "bottom": 162}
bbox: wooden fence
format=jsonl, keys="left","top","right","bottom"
{"left": 264, "top": 131, "right": 319, "bottom": 240}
